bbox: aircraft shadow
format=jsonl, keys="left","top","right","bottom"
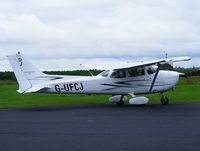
{"left": 14, "top": 102, "right": 185, "bottom": 112}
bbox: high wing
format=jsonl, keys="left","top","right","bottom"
{"left": 115, "top": 56, "right": 191, "bottom": 70}
{"left": 114, "top": 56, "right": 190, "bottom": 93}
{"left": 82, "top": 56, "right": 191, "bottom": 70}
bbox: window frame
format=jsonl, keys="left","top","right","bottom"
{"left": 99, "top": 70, "right": 110, "bottom": 77}
{"left": 127, "top": 68, "right": 145, "bottom": 77}
{"left": 110, "top": 69, "right": 126, "bottom": 78}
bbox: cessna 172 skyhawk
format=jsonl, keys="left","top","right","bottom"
{"left": 7, "top": 52, "right": 191, "bottom": 105}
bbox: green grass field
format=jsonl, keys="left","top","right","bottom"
{"left": 0, "top": 76, "right": 199, "bottom": 108}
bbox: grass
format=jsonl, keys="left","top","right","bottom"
{"left": 145, "top": 84, "right": 200, "bottom": 102}
{"left": 0, "top": 76, "right": 199, "bottom": 108}
{"left": 175, "top": 69, "right": 199, "bottom": 74}
{"left": 0, "top": 84, "right": 109, "bottom": 108}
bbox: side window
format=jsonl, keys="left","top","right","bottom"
{"left": 128, "top": 68, "right": 145, "bottom": 77}
{"left": 127, "top": 69, "right": 137, "bottom": 77}
{"left": 110, "top": 70, "right": 126, "bottom": 78}
{"left": 138, "top": 68, "right": 145, "bottom": 76}
{"left": 147, "top": 67, "right": 156, "bottom": 75}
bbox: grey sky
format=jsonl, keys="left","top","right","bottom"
{"left": 0, "top": 0, "right": 200, "bottom": 70}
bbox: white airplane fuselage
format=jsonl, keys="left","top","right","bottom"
{"left": 7, "top": 53, "right": 191, "bottom": 105}
{"left": 38, "top": 70, "right": 180, "bottom": 95}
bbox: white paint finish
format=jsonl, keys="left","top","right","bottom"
{"left": 129, "top": 97, "right": 149, "bottom": 105}
{"left": 7, "top": 53, "right": 189, "bottom": 105}
{"left": 40, "top": 70, "right": 180, "bottom": 95}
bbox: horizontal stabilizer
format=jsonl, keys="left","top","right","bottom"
{"left": 24, "top": 85, "right": 50, "bottom": 93}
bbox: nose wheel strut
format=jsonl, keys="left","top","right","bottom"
{"left": 160, "top": 93, "right": 169, "bottom": 105}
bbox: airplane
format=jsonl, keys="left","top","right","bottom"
{"left": 7, "top": 52, "right": 191, "bottom": 106}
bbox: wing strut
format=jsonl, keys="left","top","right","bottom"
{"left": 149, "top": 64, "right": 160, "bottom": 93}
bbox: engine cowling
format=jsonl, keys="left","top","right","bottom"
{"left": 109, "top": 95, "right": 128, "bottom": 103}
{"left": 129, "top": 97, "right": 149, "bottom": 105}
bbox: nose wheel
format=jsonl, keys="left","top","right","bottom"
{"left": 161, "top": 97, "right": 169, "bottom": 105}
{"left": 160, "top": 93, "right": 169, "bottom": 105}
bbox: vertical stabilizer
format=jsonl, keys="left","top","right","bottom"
{"left": 7, "top": 52, "right": 45, "bottom": 93}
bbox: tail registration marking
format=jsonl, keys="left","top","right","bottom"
{"left": 55, "top": 83, "right": 84, "bottom": 92}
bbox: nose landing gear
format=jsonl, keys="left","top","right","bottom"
{"left": 160, "top": 93, "right": 169, "bottom": 105}
{"left": 161, "top": 97, "right": 169, "bottom": 105}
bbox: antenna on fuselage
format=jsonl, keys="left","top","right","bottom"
{"left": 165, "top": 53, "right": 168, "bottom": 59}
{"left": 80, "top": 64, "right": 94, "bottom": 76}
{"left": 164, "top": 53, "right": 173, "bottom": 69}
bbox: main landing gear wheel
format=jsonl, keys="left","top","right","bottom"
{"left": 161, "top": 97, "right": 169, "bottom": 105}
{"left": 137, "top": 104, "right": 146, "bottom": 107}
{"left": 116, "top": 95, "right": 125, "bottom": 106}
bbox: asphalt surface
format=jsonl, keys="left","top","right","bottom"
{"left": 0, "top": 103, "right": 200, "bottom": 151}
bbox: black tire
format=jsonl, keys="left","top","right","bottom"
{"left": 161, "top": 97, "right": 169, "bottom": 105}
{"left": 137, "top": 104, "right": 146, "bottom": 107}
{"left": 116, "top": 101, "right": 125, "bottom": 106}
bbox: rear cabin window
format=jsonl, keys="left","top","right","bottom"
{"left": 127, "top": 68, "right": 145, "bottom": 77}
{"left": 110, "top": 70, "right": 126, "bottom": 78}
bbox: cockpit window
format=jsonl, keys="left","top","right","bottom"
{"left": 146, "top": 66, "right": 156, "bottom": 75}
{"left": 99, "top": 70, "right": 110, "bottom": 77}
{"left": 110, "top": 70, "right": 126, "bottom": 78}
{"left": 127, "top": 68, "right": 145, "bottom": 77}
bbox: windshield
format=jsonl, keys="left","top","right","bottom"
{"left": 99, "top": 70, "right": 110, "bottom": 77}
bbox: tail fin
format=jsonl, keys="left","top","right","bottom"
{"left": 7, "top": 52, "right": 46, "bottom": 93}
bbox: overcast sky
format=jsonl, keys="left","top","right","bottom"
{"left": 0, "top": 0, "right": 200, "bottom": 71}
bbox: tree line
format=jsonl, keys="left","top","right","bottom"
{"left": 0, "top": 70, "right": 102, "bottom": 81}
